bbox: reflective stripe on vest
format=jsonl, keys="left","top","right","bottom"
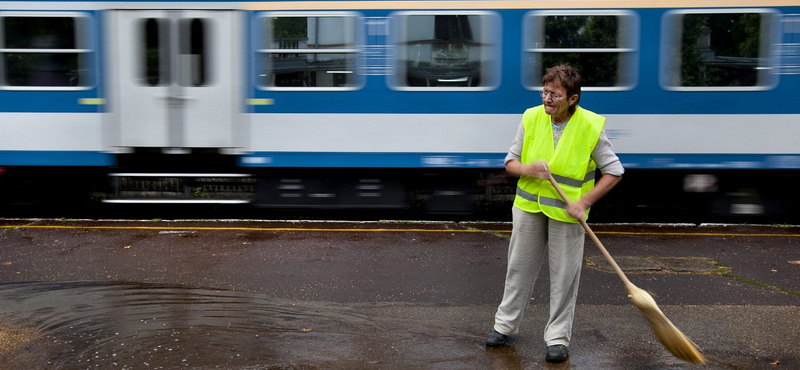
{"left": 516, "top": 171, "right": 597, "bottom": 209}
{"left": 553, "top": 172, "right": 596, "bottom": 188}
{"left": 513, "top": 105, "right": 605, "bottom": 223}
{"left": 516, "top": 186, "right": 564, "bottom": 208}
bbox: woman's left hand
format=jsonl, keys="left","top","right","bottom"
{"left": 566, "top": 200, "right": 589, "bottom": 220}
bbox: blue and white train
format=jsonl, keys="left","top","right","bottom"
{"left": 1, "top": 0, "right": 799, "bottom": 221}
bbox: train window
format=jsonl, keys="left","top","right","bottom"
{"left": 391, "top": 11, "right": 500, "bottom": 91}
{"left": 523, "top": 11, "right": 639, "bottom": 91}
{"left": 143, "top": 18, "right": 170, "bottom": 86}
{"left": 179, "top": 18, "right": 208, "bottom": 86}
{"left": 0, "top": 13, "right": 93, "bottom": 89}
{"left": 660, "top": 9, "right": 777, "bottom": 90}
{"left": 256, "top": 13, "right": 361, "bottom": 90}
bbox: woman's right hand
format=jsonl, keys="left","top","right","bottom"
{"left": 522, "top": 161, "right": 550, "bottom": 179}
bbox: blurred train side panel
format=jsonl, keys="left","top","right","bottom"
{"left": 0, "top": 0, "right": 799, "bottom": 222}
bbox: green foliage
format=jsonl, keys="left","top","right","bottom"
{"left": 541, "top": 15, "right": 620, "bottom": 87}
{"left": 273, "top": 17, "right": 307, "bottom": 39}
{"left": 737, "top": 13, "right": 762, "bottom": 58}
{"left": 680, "top": 13, "right": 762, "bottom": 87}
{"left": 194, "top": 187, "right": 209, "bottom": 198}
{"left": 680, "top": 14, "right": 708, "bottom": 86}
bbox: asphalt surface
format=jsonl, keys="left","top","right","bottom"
{"left": 0, "top": 219, "right": 798, "bottom": 369}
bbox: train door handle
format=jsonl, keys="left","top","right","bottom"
{"left": 156, "top": 94, "right": 197, "bottom": 101}
{"left": 167, "top": 95, "right": 196, "bottom": 101}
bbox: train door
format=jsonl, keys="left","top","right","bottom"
{"left": 107, "top": 10, "right": 242, "bottom": 150}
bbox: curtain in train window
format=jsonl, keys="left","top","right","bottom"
{"left": 661, "top": 11, "right": 774, "bottom": 89}
{"left": 394, "top": 12, "right": 500, "bottom": 89}
{"left": 258, "top": 14, "right": 359, "bottom": 89}
{"left": 0, "top": 15, "right": 91, "bottom": 88}
{"left": 523, "top": 12, "right": 638, "bottom": 90}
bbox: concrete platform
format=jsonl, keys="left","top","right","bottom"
{"left": 0, "top": 219, "right": 798, "bottom": 369}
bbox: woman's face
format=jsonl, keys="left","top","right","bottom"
{"left": 542, "top": 82, "right": 572, "bottom": 119}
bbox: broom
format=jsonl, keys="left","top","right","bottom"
{"left": 547, "top": 174, "right": 705, "bottom": 364}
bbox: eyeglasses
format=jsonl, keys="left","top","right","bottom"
{"left": 540, "top": 90, "right": 564, "bottom": 100}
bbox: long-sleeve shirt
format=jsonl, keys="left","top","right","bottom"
{"left": 504, "top": 119, "right": 625, "bottom": 177}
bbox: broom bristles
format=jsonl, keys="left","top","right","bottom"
{"left": 627, "top": 285, "right": 705, "bottom": 364}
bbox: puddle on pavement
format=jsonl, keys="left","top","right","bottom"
{"left": 0, "top": 281, "right": 513, "bottom": 370}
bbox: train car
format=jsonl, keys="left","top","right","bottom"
{"left": 0, "top": 0, "right": 799, "bottom": 222}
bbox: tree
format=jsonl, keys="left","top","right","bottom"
{"left": 541, "top": 15, "right": 619, "bottom": 87}
{"left": 680, "top": 13, "right": 762, "bottom": 87}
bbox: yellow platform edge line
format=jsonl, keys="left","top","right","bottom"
{"left": 4, "top": 225, "right": 800, "bottom": 237}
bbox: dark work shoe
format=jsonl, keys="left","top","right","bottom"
{"left": 546, "top": 344, "right": 569, "bottom": 363}
{"left": 485, "top": 329, "right": 508, "bottom": 347}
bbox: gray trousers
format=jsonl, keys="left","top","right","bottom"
{"left": 493, "top": 206, "right": 585, "bottom": 346}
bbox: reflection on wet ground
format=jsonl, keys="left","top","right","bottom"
{"left": 2, "top": 283, "right": 798, "bottom": 369}
{"left": 0, "top": 281, "right": 510, "bottom": 370}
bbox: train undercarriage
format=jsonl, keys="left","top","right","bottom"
{"left": 1, "top": 156, "right": 798, "bottom": 225}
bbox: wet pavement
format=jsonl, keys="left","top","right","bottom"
{"left": 0, "top": 219, "right": 798, "bottom": 369}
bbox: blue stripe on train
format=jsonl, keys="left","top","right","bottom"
{"left": 239, "top": 152, "right": 800, "bottom": 170}
{"left": 5, "top": 151, "right": 798, "bottom": 169}
{"left": 0, "top": 151, "right": 115, "bottom": 166}
{"left": 620, "top": 154, "right": 800, "bottom": 170}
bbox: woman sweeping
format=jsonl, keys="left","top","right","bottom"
{"left": 485, "top": 64, "right": 623, "bottom": 363}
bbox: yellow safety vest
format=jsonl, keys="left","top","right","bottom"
{"left": 513, "top": 105, "right": 605, "bottom": 223}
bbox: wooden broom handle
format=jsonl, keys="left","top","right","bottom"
{"left": 547, "top": 174, "right": 633, "bottom": 287}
